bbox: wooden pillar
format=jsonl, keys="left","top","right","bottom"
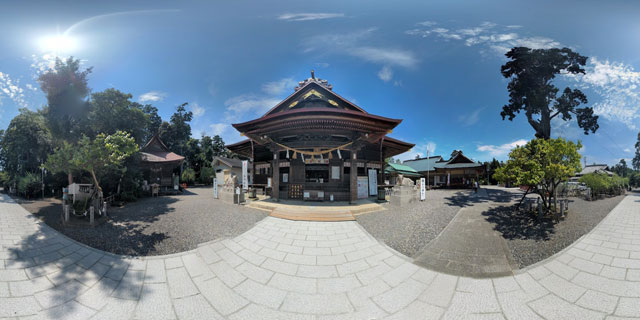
{"left": 272, "top": 149, "right": 279, "bottom": 201}
{"left": 250, "top": 140, "right": 255, "bottom": 186}
{"left": 379, "top": 137, "right": 385, "bottom": 185}
{"left": 350, "top": 147, "right": 358, "bottom": 204}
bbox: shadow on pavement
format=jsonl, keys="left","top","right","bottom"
{"left": 481, "top": 204, "right": 557, "bottom": 241}
{"left": 443, "top": 187, "right": 525, "bottom": 207}
{"left": 3, "top": 196, "right": 151, "bottom": 319}
{"left": 17, "top": 195, "right": 173, "bottom": 256}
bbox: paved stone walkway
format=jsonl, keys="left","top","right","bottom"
{"left": 414, "top": 187, "right": 520, "bottom": 277}
{"left": 1, "top": 192, "right": 640, "bottom": 319}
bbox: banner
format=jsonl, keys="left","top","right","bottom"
{"left": 368, "top": 169, "right": 377, "bottom": 196}
{"left": 242, "top": 160, "right": 248, "bottom": 190}
{"left": 420, "top": 177, "right": 426, "bottom": 201}
{"left": 213, "top": 178, "right": 218, "bottom": 199}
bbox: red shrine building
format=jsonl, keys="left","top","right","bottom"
{"left": 226, "top": 72, "right": 414, "bottom": 203}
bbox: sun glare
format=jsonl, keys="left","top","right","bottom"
{"left": 38, "top": 34, "right": 77, "bottom": 53}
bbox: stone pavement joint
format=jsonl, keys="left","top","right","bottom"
{"left": 0, "top": 192, "right": 639, "bottom": 319}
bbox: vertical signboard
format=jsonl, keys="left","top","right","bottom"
{"left": 357, "top": 176, "right": 369, "bottom": 199}
{"left": 420, "top": 177, "right": 426, "bottom": 201}
{"left": 368, "top": 169, "right": 378, "bottom": 196}
{"left": 242, "top": 160, "right": 248, "bottom": 190}
{"left": 213, "top": 178, "right": 218, "bottom": 199}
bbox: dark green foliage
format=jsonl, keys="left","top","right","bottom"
{"left": 500, "top": 47, "right": 598, "bottom": 139}
{"left": 612, "top": 159, "right": 633, "bottom": 178}
{"left": 199, "top": 166, "right": 215, "bottom": 185}
{"left": 0, "top": 109, "right": 51, "bottom": 180}
{"left": 480, "top": 158, "right": 503, "bottom": 185}
{"left": 181, "top": 167, "right": 196, "bottom": 185}
{"left": 159, "top": 103, "right": 193, "bottom": 154}
{"left": 629, "top": 172, "right": 640, "bottom": 188}
{"left": 633, "top": 132, "right": 640, "bottom": 171}
{"left": 38, "top": 57, "right": 92, "bottom": 142}
{"left": 88, "top": 89, "right": 149, "bottom": 145}
{"left": 17, "top": 172, "right": 42, "bottom": 198}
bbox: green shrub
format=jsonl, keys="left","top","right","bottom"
{"left": 199, "top": 166, "right": 215, "bottom": 185}
{"left": 579, "top": 173, "right": 627, "bottom": 195}
{"left": 17, "top": 172, "right": 42, "bottom": 198}
{"left": 630, "top": 173, "right": 640, "bottom": 188}
{"left": 181, "top": 168, "right": 196, "bottom": 185}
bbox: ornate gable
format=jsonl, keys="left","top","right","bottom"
{"left": 262, "top": 71, "right": 366, "bottom": 116}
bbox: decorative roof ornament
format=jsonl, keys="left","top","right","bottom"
{"left": 295, "top": 70, "right": 333, "bottom": 91}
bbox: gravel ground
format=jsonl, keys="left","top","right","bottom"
{"left": 482, "top": 190, "right": 626, "bottom": 268}
{"left": 356, "top": 189, "right": 472, "bottom": 257}
{"left": 15, "top": 187, "right": 267, "bottom": 256}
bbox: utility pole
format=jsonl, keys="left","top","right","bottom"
{"left": 426, "top": 145, "right": 429, "bottom": 190}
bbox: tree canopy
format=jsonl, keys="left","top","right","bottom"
{"left": 38, "top": 57, "right": 92, "bottom": 142}
{"left": 159, "top": 103, "right": 193, "bottom": 154}
{"left": 633, "top": 132, "right": 640, "bottom": 171}
{"left": 494, "top": 138, "right": 582, "bottom": 211}
{"left": 0, "top": 109, "right": 51, "bottom": 178}
{"left": 45, "top": 131, "right": 138, "bottom": 192}
{"left": 500, "top": 47, "right": 599, "bottom": 139}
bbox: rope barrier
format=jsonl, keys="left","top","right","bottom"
{"left": 267, "top": 138, "right": 353, "bottom": 156}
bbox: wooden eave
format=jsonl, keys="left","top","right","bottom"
{"left": 233, "top": 107, "right": 402, "bottom": 144}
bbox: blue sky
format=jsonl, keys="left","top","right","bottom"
{"left": 1, "top": 0, "right": 639, "bottom": 166}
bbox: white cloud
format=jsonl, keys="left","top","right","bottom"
{"left": 565, "top": 58, "right": 640, "bottom": 130}
{"left": 624, "top": 148, "right": 632, "bottom": 153}
{"left": 278, "top": 13, "right": 345, "bottom": 21}
{"left": 0, "top": 71, "right": 27, "bottom": 108}
{"left": 209, "top": 123, "right": 229, "bottom": 136}
{"left": 477, "top": 139, "right": 528, "bottom": 157}
{"left": 30, "top": 53, "right": 57, "bottom": 74}
{"left": 406, "top": 21, "right": 560, "bottom": 55}
{"left": 552, "top": 117, "right": 583, "bottom": 139}
{"left": 191, "top": 103, "right": 205, "bottom": 117}
{"left": 396, "top": 142, "right": 437, "bottom": 162}
{"left": 139, "top": 91, "right": 167, "bottom": 102}
{"left": 348, "top": 47, "right": 418, "bottom": 68}
{"left": 377, "top": 66, "right": 393, "bottom": 82}
{"left": 261, "top": 78, "right": 297, "bottom": 96}
{"left": 303, "top": 28, "right": 418, "bottom": 78}
{"left": 417, "top": 21, "right": 437, "bottom": 27}
{"left": 223, "top": 94, "right": 281, "bottom": 123}
{"left": 407, "top": 20, "right": 640, "bottom": 130}
{"left": 458, "top": 108, "right": 483, "bottom": 126}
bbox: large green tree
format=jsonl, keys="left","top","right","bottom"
{"left": 633, "top": 132, "right": 640, "bottom": 171}
{"left": 494, "top": 138, "right": 582, "bottom": 212}
{"left": 45, "top": 131, "right": 138, "bottom": 193}
{"left": 500, "top": 47, "right": 599, "bottom": 139}
{"left": 140, "top": 104, "right": 162, "bottom": 143}
{"left": 38, "top": 57, "right": 92, "bottom": 142}
{"left": 88, "top": 88, "right": 148, "bottom": 144}
{"left": 0, "top": 109, "right": 52, "bottom": 179}
{"left": 612, "top": 159, "right": 631, "bottom": 178}
{"left": 159, "top": 103, "right": 193, "bottom": 153}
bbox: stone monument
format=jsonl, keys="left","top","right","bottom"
{"left": 218, "top": 173, "right": 244, "bottom": 204}
{"left": 390, "top": 174, "right": 418, "bottom": 207}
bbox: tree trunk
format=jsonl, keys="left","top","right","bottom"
{"left": 517, "top": 189, "right": 530, "bottom": 209}
{"left": 89, "top": 169, "right": 102, "bottom": 193}
{"left": 67, "top": 172, "right": 73, "bottom": 185}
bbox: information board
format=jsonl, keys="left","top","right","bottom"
{"left": 368, "top": 169, "right": 377, "bottom": 196}
{"left": 242, "top": 160, "right": 248, "bottom": 190}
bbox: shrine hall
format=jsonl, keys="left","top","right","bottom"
{"left": 226, "top": 72, "right": 414, "bottom": 203}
